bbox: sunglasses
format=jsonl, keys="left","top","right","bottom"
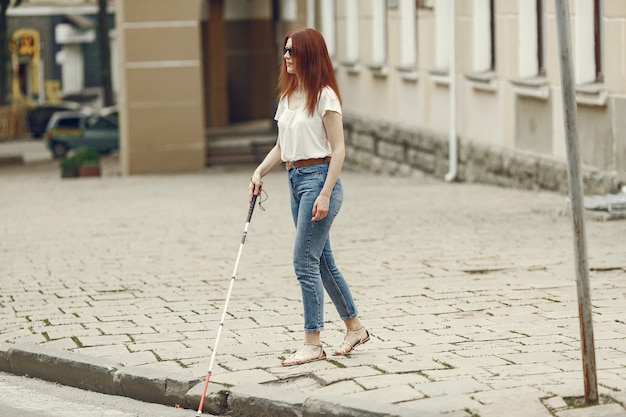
{"left": 283, "top": 47, "right": 293, "bottom": 56}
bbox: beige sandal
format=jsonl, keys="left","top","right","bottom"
{"left": 281, "top": 342, "right": 327, "bottom": 366}
{"left": 333, "top": 327, "right": 370, "bottom": 356}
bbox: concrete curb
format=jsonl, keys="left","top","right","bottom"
{"left": 0, "top": 342, "right": 434, "bottom": 416}
{"left": 0, "top": 342, "right": 202, "bottom": 409}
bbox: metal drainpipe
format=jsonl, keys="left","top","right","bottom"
{"left": 444, "top": 0, "right": 458, "bottom": 182}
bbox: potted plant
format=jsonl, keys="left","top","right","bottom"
{"left": 59, "top": 154, "right": 79, "bottom": 178}
{"left": 75, "top": 147, "right": 101, "bottom": 177}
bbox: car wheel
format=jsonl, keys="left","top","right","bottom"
{"left": 51, "top": 142, "right": 68, "bottom": 159}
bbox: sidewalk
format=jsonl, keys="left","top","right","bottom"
{"left": 1, "top": 153, "right": 625, "bottom": 417}
{"left": 0, "top": 138, "right": 51, "bottom": 165}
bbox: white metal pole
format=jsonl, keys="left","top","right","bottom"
{"left": 444, "top": 0, "right": 458, "bottom": 182}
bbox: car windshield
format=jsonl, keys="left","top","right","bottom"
{"left": 86, "top": 115, "right": 116, "bottom": 129}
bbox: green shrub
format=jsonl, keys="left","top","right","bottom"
{"left": 59, "top": 154, "right": 79, "bottom": 171}
{"left": 74, "top": 147, "right": 101, "bottom": 167}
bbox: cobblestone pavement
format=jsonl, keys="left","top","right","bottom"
{"left": 1, "top": 150, "right": 626, "bottom": 417}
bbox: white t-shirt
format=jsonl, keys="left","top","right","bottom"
{"left": 274, "top": 86, "right": 342, "bottom": 162}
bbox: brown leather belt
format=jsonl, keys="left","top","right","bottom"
{"left": 285, "top": 156, "right": 331, "bottom": 171}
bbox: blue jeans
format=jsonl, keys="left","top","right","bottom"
{"left": 288, "top": 162, "right": 358, "bottom": 333}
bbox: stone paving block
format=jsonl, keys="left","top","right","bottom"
{"left": 355, "top": 372, "right": 431, "bottom": 390}
{"left": 300, "top": 379, "right": 362, "bottom": 397}
{"left": 542, "top": 395, "right": 569, "bottom": 412}
{"left": 473, "top": 398, "right": 555, "bottom": 417}
{"left": 374, "top": 359, "right": 445, "bottom": 374}
{"left": 314, "top": 365, "right": 382, "bottom": 385}
{"left": 325, "top": 351, "right": 399, "bottom": 368}
{"left": 303, "top": 393, "right": 434, "bottom": 417}
{"left": 127, "top": 340, "right": 190, "bottom": 356}
{"left": 346, "top": 384, "right": 425, "bottom": 404}
{"left": 401, "top": 394, "right": 483, "bottom": 414}
{"left": 212, "top": 342, "right": 277, "bottom": 356}
{"left": 113, "top": 351, "right": 164, "bottom": 368}
{"left": 210, "top": 368, "right": 279, "bottom": 386}
{"left": 597, "top": 374, "right": 626, "bottom": 395}
{"left": 540, "top": 375, "right": 588, "bottom": 397}
{"left": 219, "top": 353, "right": 282, "bottom": 373}
{"left": 555, "top": 404, "right": 626, "bottom": 417}
{"left": 452, "top": 345, "right": 521, "bottom": 357}
{"left": 235, "top": 331, "right": 297, "bottom": 345}
{"left": 41, "top": 337, "right": 83, "bottom": 351}
{"left": 500, "top": 351, "right": 572, "bottom": 365}
{"left": 135, "top": 359, "right": 199, "bottom": 378}
{"left": 413, "top": 378, "right": 489, "bottom": 397}
{"left": 73, "top": 334, "right": 133, "bottom": 348}
{"left": 438, "top": 355, "right": 513, "bottom": 369}
{"left": 550, "top": 359, "right": 588, "bottom": 372}
{"left": 472, "top": 386, "right": 547, "bottom": 404}
{"left": 129, "top": 331, "right": 190, "bottom": 344}
{"left": 420, "top": 367, "right": 494, "bottom": 382}
{"left": 486, "top": 362, "right": 563, "bottom": 377}
{"left": 96, "top": 324, "right": 158, "bottom": 336}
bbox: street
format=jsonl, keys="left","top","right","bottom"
{"left": 0, "top": 372, "right": 192, "bottom": 417}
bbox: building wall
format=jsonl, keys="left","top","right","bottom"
{"left": 7, "top": 6, "right": 114, "bottom": 101}
{"left": 328, "top": 0, "right": 625, "bottom": 194}
{"left": 109, "top": 0, "right": 626, "bottom": 190}
{"left": 115, "top": 0, "right": 206, "bottom": 174}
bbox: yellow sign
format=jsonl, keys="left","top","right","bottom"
{"left": 9, "top": 29, "right": 42, "bottom": 103}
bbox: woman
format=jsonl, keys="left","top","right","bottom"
{"left": 248, "top": 28, "right": 369, "bottom": 366}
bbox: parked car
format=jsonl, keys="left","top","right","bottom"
{"left": 44, "top": 106, "right": 119, "bottom": 159}
{"left": 26, "top": 102, "right": 83, "bottom": 138}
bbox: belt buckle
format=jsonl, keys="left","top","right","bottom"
{"left": 286, "top": 161, "right": 294, "bottom": 170}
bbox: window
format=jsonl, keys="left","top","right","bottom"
{"left": 306, "top": 0, "right": 317, "bottom": 29}
{"left": 518, "top": 0, "right": 545, "bottom": 78}
{"left": 88, "top": 116, "right": 116, "bottom": 130}
{"left": 537, "top": 0, "right": 545, "bottom": 75}
{"left": 57, "top": 117, "right": 80, "bottom": 129}
{"left": 593, "top": 0, "right": 603, "bottom": 82}
{"left": 320, "top": 0, "right": 336, "bottom": 59}
{"left": 370, "top": 0, "right": 387, "bottom": 70}
{"left": 473, "top": 0, "right": 495, "bottom": 72}
{"left": 399, "top": 0, "right": 417, "bottom": 69}
{"left": 434, "top": 0, "right": 451, "bottom": 70}
{"left": 345, "top": 0, "right": 359, "bottom": 64}
{"left": 575, "top": 0, "right": 603, "bottom": 84}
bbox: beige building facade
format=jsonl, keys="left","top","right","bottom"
{"left": 328, "top": 0, "right": 625, "bottom": 192}
{"left": 115, "top": 0, "right": 297, "bottom": 174}
{"left": 115, "top": 0, "right": 625, "bottom": 193}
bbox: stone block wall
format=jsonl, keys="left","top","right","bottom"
{"left": 343, "top": 114, "right": 625, "bottom": 196}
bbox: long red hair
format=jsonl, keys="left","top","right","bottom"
{"left": 277, "top": 28, "right": 342, "bottom": 116}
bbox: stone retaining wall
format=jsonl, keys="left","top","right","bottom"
{"left": 343, "top": 113, "right": 625, "bottom": 196}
